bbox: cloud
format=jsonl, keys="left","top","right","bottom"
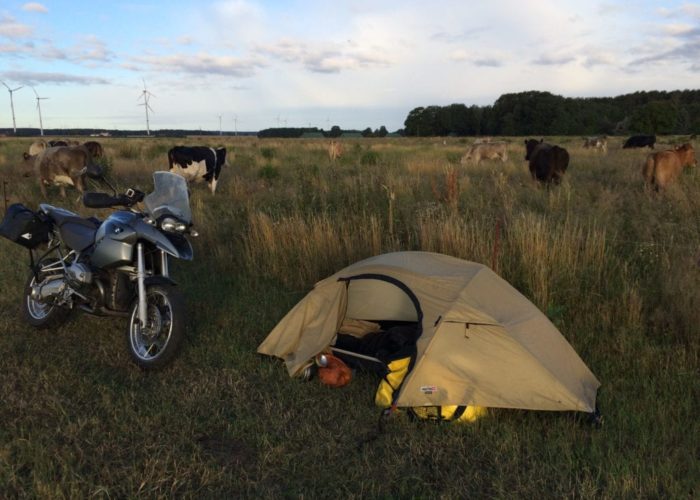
{"left": 22, "top": 2, "right": 48, "bottom": 13}
{"left": 71, "top": 35, "right": 114, "bottom": 63}
{"left": 0, "top": 70, "right": 110, "bottom": 85}
{"left": 532, "top": 54, "right": 576, "bottom": 65}
{"left": 659, "top": 4, "right": 700, "bottom": 19}
{"left": 0, "top": 40, "right": 34, "bottom": 55}
{"left": 255, "top": 39, "right": 390, "bottom": 74}
{"left": 663, "top": 23, "right": 696, "bottom": 35}
{"left": 0, "top": 15, "right": 33, "bottom": 38}
{"left": 628, "top": 15, "right": 700, "bottom": 70}
{"left": 430, "top": 27, "right": 489, "bottom": 43}
{"left": 449, "top": 49, "right": 506, "bottom": 67}
{"left": 128, "top": 52, "right": 265, "bottom": 77}
{"left": 582, "top": 52, "right": 616, "bottom": 68}
{"left": 473, "top": 58, "right": 504, "bottom": 67}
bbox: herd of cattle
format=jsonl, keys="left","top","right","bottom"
{"left": 16, "top": 134, "right": 697, "bottom": 198}
{"left": 20, "top": 141, "right": 227, "bottom": 197}
{"left": 461, "top": 134, "right": 696, "bottom": 190}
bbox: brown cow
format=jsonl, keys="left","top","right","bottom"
{"left": 461, "top": 142, "right": 508, "bottom": 165}
{"left": 27, "top": 140, "right": 47, "bottom": 157}
{"left": 328, "top": 140, "right": 343, "bottom": 162}
{"left": 23, "top": 146, "right": 95, "bottom": 197}
{"left": 83, "top": 140, "right": 104, "bottom": 159}
{"left": 642, "top": 143, "right": 696, "bottom": 191}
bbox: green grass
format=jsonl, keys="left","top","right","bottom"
{"left": 0, "top": 135, "right": 698, "bottom": 497}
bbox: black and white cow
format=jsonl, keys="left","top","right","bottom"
{"left": 167, "top": 146, "right": 227, "bottom": 194}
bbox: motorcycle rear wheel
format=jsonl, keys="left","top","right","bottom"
{"left": 126, "top": 284, "right": 185, "bottom": 370}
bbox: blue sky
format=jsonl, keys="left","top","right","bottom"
{"left": 1, "top": 0, "right": 699, "bottom": 131}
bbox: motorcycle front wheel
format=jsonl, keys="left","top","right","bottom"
{"left": 126, "top": 284, "right": 185, "bottom": 370}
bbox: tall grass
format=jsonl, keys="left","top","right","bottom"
{"left": 0, "top": 135, "right": 698, "bottom": 497}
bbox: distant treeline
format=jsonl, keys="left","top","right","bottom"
{"left": 402, "top": 90, "right": 700, "bottom": 137}
{"left": 257, "top": 125, "right": 389, "bottom": 138}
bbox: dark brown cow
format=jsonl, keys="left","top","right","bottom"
{"left": 23, "top": 146, "right": 96, "bottom": 197}
{"left": 642, "top": 143, "right": 696, "bottom": 191}
{"left": 524, "top": 139, "right": 570, "bottom": 185}
{"left": 83, "top": 140, "right": 104, "bottom": 159}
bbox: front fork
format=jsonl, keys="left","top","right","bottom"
{"left": 136, "top": 243, "right": 148, "bottom": 328}
{"left": 135, "top": 245, "right": 170, "bottom": 328}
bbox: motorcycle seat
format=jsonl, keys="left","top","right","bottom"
{"left": 40, "top": 204, "right": 100, "bottom": 251}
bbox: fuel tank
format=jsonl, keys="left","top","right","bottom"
{"left": 91, "top": 211, "right": 138, "bottom": 268}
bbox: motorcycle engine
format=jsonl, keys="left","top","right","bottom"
{"left": 66, "top": 263, "right": 93, "bottom": 285}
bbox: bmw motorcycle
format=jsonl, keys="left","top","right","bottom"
{"left": 0, "top": 170, "right": 197, "bottom": 370}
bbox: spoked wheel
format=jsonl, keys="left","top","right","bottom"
{"left": 126, "top": 284, "right": 185, "bottom": 370}
{"left": 21, "top": 262, "right": 71, "bottom": 329}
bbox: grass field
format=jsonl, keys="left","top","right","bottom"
{"left": 0, "top": 135, "right": 698, "bottom": 497}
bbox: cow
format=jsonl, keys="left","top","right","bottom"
{"left": 167, "top": 146, "right": 226, "bottom": 194}
{"left": 48, "top": 140, "right": 69, "bottom": 147}
{"left": 524, "top": 139, "right": 570, "bottom": 185}
{"left": 623, "top": 135, "right": 656, "bottom": 149}
{"left": 328, "top": 140, "right": 343, "bottom": 162}
{"left": 583, "top": 136, "right": 608, "bottom": 152}
{"left": 83, "top": 140, "right": 104, "bottom": 159}
{"left": 642, "top": 143, "right": 696, "bottom": 191}
{"left": 27, "top": 140, "right": 47, "bottom": 157}
{"left": 461, "top": 142, "right": 508, "bottom": 165}
{"left": 22, "top": 146, "right": 96, "bottom": 198}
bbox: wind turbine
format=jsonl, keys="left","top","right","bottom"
{"left": 233, "top": 114, "right": 238, "bottom": 136}
{"left": 218, "top": 114, "right": 222, "bottom": 136}
{"left": 1, "top": 81, "right": 23, "bottom": 135}
{"left": 137, "top": 80, "right": 155, "bottom": 136}
{"left": 30, "top": 86, "right": 49, "bottom": 136}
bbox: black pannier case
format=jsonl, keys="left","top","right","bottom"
{"left": 0, "top": 203, "right": 51, "bottom": 249}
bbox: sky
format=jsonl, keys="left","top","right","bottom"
{"left": 0, "top": 0, "right": 699, "bottom": 132}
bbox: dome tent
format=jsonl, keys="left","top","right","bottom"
{"left": 258, "top": 251, "right": 600, "bottom": 414}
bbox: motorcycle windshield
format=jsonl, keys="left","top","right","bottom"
{"left": 144, "top": 171, "right": 192, "bottom": 224}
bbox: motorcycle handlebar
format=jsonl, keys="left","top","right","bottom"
{"left": 82, "top": 189, "right": 144, "bottom": 209}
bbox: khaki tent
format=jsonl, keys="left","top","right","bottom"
{"left": 258, "top": 251, "right": 600, "bottom": 413}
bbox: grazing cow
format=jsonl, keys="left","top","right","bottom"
{"left": 473, "top": 137, "right": 493, "bottom": 145}
{"left": 623, "top": 135, "right": 656, "bottom": 149}
{"left": 83, "top": 140, "right": 104, "bottom": 159}
{"left": 524, "top": 139, "right": 570, "bottom": 185}
{"left": 167, "top": 146, "right": 226, "bottom": 194}
{"left": 328, "top": 140, "right": 343, "bottom": 162}
{"left": 23, "top": 146, "right": 96, "bottom": 198}
{"left": 642, "top": 143, "right": 696, "bottom": 191}
{"left": 48, "top": 140, "right": 69, "bottom": 147}
{"left": 583, "top": 136, "right": 608, "bottom": 152}
{"left": 27, "top": 140, "right": 47, "bottom": 157}
{"left": 461, "top": 142, "right": 508, "bottom": 165}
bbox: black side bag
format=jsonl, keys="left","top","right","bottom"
{"left": 0, "top": 203, "right": 51, "bottom": 249}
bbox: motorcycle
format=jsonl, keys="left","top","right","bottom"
{"left": 0, "top": 170, "right": 197, "bottom": 370}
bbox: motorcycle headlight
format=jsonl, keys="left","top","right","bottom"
{"left": 161, "top": 217, "right": 187, "bottom": 233}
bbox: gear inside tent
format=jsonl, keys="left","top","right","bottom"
{"left": 258, "top": 251, "right": 600, "bottom": 421}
